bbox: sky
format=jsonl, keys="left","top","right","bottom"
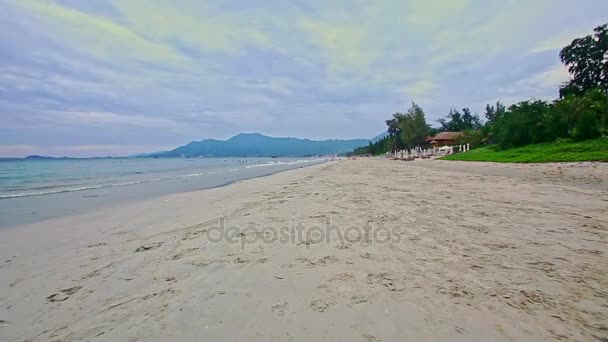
{"left": 1, "top": 0, "right": 607, "bottom": 157}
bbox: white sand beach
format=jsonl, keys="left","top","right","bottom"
{"left": 1, "top": 159, "right": 607, "bottom": 341}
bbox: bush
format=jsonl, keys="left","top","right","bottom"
{"left": 441, "top": 138, "right": 608, "bottom": 163}
{"left": 572, "top": 110, "right": 601, "bottom": 140}
{"left": 494, "top": 100, "right": 551, "bottom": 149}
{"left": 488, "top": 89, "right": 608, "bottom": 149}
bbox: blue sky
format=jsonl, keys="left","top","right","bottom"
{"left": 1, "top": 0, "right": 606, "bottom": 157}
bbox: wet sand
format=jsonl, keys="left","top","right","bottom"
{"left": 0, "top": 159, "right": 606, "bottom": 341}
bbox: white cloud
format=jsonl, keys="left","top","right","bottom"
{"left": 45, "top": 111, "right": 183, "bottom": 129}
{"left": 530, "top": 28, "right": 592, "bottom": 54}
{"left": 404, "top": 80, "right": 435, "bottom": 99}
{"left": 1, "top": 0, "right": 606, "bottom": 156}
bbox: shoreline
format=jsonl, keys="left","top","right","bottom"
{"left": 0, "top": 159, "right": 606, "bottom": 341}
{"left": 0, "top": 159, "right": 331, "bottom": 229}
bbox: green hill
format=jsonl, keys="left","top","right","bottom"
{"left": 150, "top": 133, "right": 370, "bottom": 157}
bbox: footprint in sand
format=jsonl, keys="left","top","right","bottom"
{"left": 329, "top": 272, "right": 355, "bottom": 282}
{"left": 350, "top": 295, "right": 368, "bottom": 305}
{"left": 366, "top": 273, "right": 404, "bottom": 292}
{"left": 297, "top": 256, "right": 338, "bottom": 267}
{"left": 169, "top": 247, "right": 200, "bottom": 261}
{"left": 134, "top": 242, "right": 163, "bottom": 253}
{"left": 81, "top": 269, "right": 100, "bottom": 280}
{"left": 181, "top": 229, "right": 207, "bottom": 241}
{"left": 271, "top": 301, "right": 288, "bottom": 317}
{"left": 362, "top": 333, "right": 382, "bottom": 341}
{"left": 47, "top": 286, "right": 82, "bottom": 303}
{"left": 234, "top": 257, "right": 249, "bottom": 264}
{"left": 360, "top": 252, "right": 374, "bottom": 259}
{"left": 310, "top": 299, "right": 333, "bottom": 312}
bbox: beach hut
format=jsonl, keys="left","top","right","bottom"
{"left": 425, "top": 132, "right": 464, "bottom": 147}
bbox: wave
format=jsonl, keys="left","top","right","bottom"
{"left": 0, "top": 172, "right": 213, "bottom": 199}
{"left": 244, "top": 158, "right": 326, "bottom": 169}
{"left": 0, "top": 160, "right": 326, "bottom": 199}
{"left": 0, "top": 181, "right": 149, "bottom": 199}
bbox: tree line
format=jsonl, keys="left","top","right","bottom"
{"left": 352, "top": 23, "right": 608, "bottom": 156}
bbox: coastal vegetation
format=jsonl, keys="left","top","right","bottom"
{"left": 353, "top": 23, "right": 608, "bottom": 162}
{"left": 441, "top": 138, "right": 608, "bottom": 163}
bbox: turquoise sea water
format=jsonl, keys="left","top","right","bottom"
{"left": 0, "top": 157, "right": 327, "bottom": 227}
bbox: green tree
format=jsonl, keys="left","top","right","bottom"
{"left": 438, "top": 108, "right": 482, "bottom": 131}
{"left": 494, "top": 100, "right": 552, "bottom": 149}
{"left": 385, "top": 102, "right": 430, "bottom": 149}
{"left": 385, "top": 116, "right": 404, "bottom": 150}
{"left": 550, "top": 89, "right": 607, "bottom": 140}
{"left": 484, "top": 100, "right": 506, "bottom": 125}
{"left": 350, "top": 135, "right": 394, "bottom": 156}
{"left": 559, "top": 23, "right": 608, "bottom": 97}
{"left": 401, "top": 103, "right": 431, "bottom": 147}
{"left": 462, "top": 108, "right": 482, "bottom": 130}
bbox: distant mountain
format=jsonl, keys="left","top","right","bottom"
{"left": 149, "top": 133, "right": 370, "bottom": 157}
{"left": 371, "top": 131, "right": 389, "bottom": 143}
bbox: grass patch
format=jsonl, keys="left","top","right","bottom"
{"left": 441, "top": 138, "right": 608, "bottom": 163}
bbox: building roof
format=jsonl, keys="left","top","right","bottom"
{"left": 431, "top": 131, "right": 463, "bottom": 140}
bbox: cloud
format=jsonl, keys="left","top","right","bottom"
{"left": 110, "top": 0, "right": 272, "bottom": 55}
{"left": 488, "top": 63, "right": 570, "bottom": 106}
{"left": 530, "top": 28, "right": 592, "bottom": 54}
{"left": 300, "top": 18, "right": 371, "bottom": 75}
{"left": 46, "top": 111, "right": 183, "bottom": 129}
{"left": 404, "top": 80, "right": 435, "bottom": 99}
{"left": 10, "top": 0, "right": 187, "bottom": 66}
{"left": 515, "top": 63, "right": 570, "bottom": 92}
{"left": 1, "top": 0, "right": 606, "bottom": 156}
{"left": 403, "top": 0, "right": 472, "bottom": 31}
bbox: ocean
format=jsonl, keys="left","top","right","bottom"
{"left": 0, "top": 157, "right": 328, "bottom": 228}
